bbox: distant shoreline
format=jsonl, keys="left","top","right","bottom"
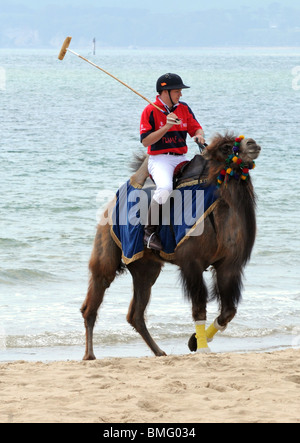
{"left": 1, "top": 46, "right": 300, "bottom": 51}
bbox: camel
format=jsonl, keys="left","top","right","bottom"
{"left": 81, "top": 133, "right": 261, "bottom": 360}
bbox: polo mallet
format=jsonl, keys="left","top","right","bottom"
{"left": 58, "top": 37, "right": 180, "bottom": 124}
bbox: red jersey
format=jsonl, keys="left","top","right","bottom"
{"left": 140, "top": 95, "right": 202, "bottom": 155}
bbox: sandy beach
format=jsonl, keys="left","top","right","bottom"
{"left": 0, "top": 349, "right": 299, "bottom": 423}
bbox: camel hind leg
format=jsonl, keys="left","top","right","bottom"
{"left": 127, "top": 257, "right": 166, "bottom": 357}
{"left": 81, "top": 223, "right": 123, "bottom": 360}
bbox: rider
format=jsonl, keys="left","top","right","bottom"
{"left": 140, "top": 73, "right": 205, "bottom": 251}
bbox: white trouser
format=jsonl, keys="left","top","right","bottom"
{"left": 148, "top": 154, "right": 188, "bottom": 204}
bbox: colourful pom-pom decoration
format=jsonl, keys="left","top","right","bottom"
{"left": 235, "top": 135, "right": 244, "bottom": 143}
{"left": 216, "top": 135, "right": 257, "bottom": 188}
{"left": 217, "top": 169, "right": 227, "bottom": 188}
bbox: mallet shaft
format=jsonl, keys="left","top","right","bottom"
{"left": 63, "top": 45, "right": 164, "bottom": 114}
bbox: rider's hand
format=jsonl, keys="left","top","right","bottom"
{"left": 194, "top": 134, "right": 205, "bottom": 145}
{"left": 166, "top": 112, "right": 181, "bottom": 126}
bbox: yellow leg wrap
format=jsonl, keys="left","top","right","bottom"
{"left": 206, "top": 318, "right": 227, "bottom": 343}
{"left": 206, "top": 322, "right": 219, "bottom": 343}
{"left": 195, "top": 322, "right": 209, "bottom": 350}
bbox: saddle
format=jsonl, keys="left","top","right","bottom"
{"left": 173, "top": 154, "right": 208, "bottom": 189}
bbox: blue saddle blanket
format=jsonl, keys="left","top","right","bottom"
{"left": 111, "top": 179, "right": 218, "bottom": 264}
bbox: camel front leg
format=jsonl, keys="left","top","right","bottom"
{"left": 191, "top": 282, "right": 211, "bottom": 353}
{"left": 206, "top": 265, "right": 239, "bottom": 344}
{"left": 180, "top": 262, "right": 211, "bottom": 353}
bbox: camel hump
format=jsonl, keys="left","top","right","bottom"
{"left": 130, "top": 155, "right": 149, "bottom": 188}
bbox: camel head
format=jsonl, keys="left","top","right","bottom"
{"left": 203, "top": 133, "right": 261, "bottom": 185}
{"left": 240, "top": 137, "right": 261, "bottom": 162}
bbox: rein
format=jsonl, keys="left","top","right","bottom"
{"left": 217, "top": 135, "right": 256, "bottom": 188}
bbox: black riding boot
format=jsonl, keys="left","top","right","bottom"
{"left": 144, "top": 199, "right": 163, "bottom": 251}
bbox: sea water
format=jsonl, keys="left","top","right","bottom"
{"left": 0, "top": 47, "right": 299, "bottom": 361}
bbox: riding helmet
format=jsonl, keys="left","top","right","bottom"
{"left": 156, "top": 73, "right": 190, "bottom": 93}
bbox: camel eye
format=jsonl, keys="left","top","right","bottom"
{"left": 220, "top": 144, "right": 232, "bottom": 155}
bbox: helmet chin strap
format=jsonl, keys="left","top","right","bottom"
{"left": 168, "top": 90, "right": 175, "bottom": 110}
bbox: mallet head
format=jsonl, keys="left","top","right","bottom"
{"left": 58, "top": 37, "right": 72, "bottom": 60}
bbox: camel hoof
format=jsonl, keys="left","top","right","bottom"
{"left": 83, "top": 353, "right": 96, "bottom": 361}
{"left": 155, "top": 350, "right": 167, "bottom": 357}
{"left": 188, "top": 333, "right": 197, "bottom": 352}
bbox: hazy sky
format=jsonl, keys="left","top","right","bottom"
{"left": 2, "top": 0, "right": 300, "bottom": 12}
{"left": 8, "top": 0, "right": 300, "bottom": 7}
{"left": 1, "top": 0, "right": 299, "bottom": 48}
